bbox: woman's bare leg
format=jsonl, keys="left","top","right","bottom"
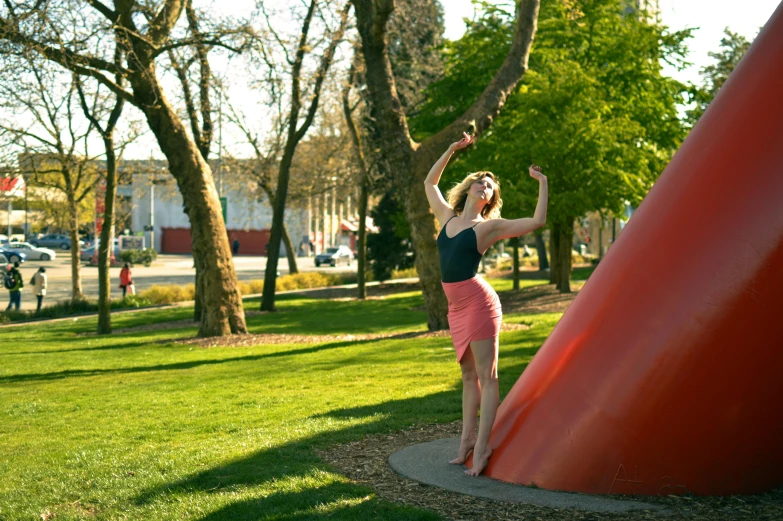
{"left": 450, "top": 349, "right": 480, "bottom": 464}
{"left": 465, "top": 337, "right": 499, "bottom": 476}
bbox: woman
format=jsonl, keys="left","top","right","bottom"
{"left": 119, "top": 263, "right": 133, "bottom": 297}
{"left": 32, "top": 266, "right": 47, "bottom": 312}
{"left": 425, "top": 132, "right": 548, "bottom": 476}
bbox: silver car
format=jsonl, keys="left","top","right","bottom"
{"left": 30, "top": 234, "right": 84, "bottom": 250}
{"left": 7, "top": 242, "right": 57, "bottom": 261}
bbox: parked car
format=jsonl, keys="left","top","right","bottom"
{"left": 81, "top": 242, "right": 121, "bottom": 265}
{"left": 30, "top": 234, "right": 84, "bottom": 250}
{"left": 7, "top": 242, "right": 56, "bottom": 261}
{"left": 0, "top": 247, "right": 27, "bottom": 264}
{"left": 315, "top": 246, "right": 353, "bottom": 267}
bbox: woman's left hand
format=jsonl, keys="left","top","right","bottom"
{"left": 529, "top": 164, "right": 546, "bottom": 181}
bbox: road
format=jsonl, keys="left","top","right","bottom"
{"left": 3, "top": 254, "right": 357, "bottom": 312}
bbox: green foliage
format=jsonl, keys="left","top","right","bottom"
{"left": 413, "top": 0, "right": 691, "bottom": 226}
{"left": 119, "top": 248, "right": 158, "bottom": 266}
{"left": 686, "top": 29, "right": 752, "bottom": 125}
{"left": 367, "top": 191, "right": 416, "bottom": 281}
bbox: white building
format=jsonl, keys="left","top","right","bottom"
{"left": 130, "top": 169, "right": 309, "bottom": 256}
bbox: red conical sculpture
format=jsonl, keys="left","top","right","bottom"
{"left": 480, "top": 2, "right": 783, "bottom": 496}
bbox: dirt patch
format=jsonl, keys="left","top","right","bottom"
{"left": 176, "top": 322, "right": 530, "bottom": 349}
{"left": 318, "top": 422, "right": 783, "bottom": 520}
{"left": 499, "top": 282, "right": 585, "bottom": 315}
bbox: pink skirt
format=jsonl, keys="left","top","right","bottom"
{"left": 442, "top": 275, "right": 502, "bottom": 362}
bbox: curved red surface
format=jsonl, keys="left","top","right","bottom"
{"left": 480, "top": 2, "right": 783, "bottom": 496}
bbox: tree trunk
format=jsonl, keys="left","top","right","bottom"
{"left": 535, "top": 229, "right": 549, "bottom": 270}
{"left": 511, "top": 237, "right": 520, "bottom": 291}
{"left": 128, "top": 67, "right": 246, "bottom": 337}
{"left": 406, "top": 169, "right": 449, "bottom": 329}
{"left": 356, "top": 175, "right": 369, "bottom": 299}
{"left": 97, "top": 141, "right": 117, "bottom": 334}
{"left": 555, "top": 219, "right": 574, "bottom": 294}
{"left": 65, "top": 182, "right": 84, "bottom": 302}
{"left": 549, "top": 223, "right": 560, "bottom": 287}
{"left": 281, "top": 223, "right": 298, "bottom": 275}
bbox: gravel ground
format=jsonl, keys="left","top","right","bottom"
{"left": 317, "top": 422, "right": 783, "bottom": 521}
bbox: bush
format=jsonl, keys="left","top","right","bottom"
{"left": 138, "top": 283, "right": 195, "bottom": 305}
{"left": 390, "top": 267, "right": 418, "bottom": 279}
{"left": 120, "top": 248, "right": 158, "bottom": 266}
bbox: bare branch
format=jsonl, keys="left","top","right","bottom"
{"left": 294, "top": 2, "right": 351, "bottom": 143}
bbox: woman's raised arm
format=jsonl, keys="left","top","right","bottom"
{"left": 479, "top": 165, "right": 548, "bottom": 252}
{"left": 424, "top": 132, "right": 475, "bottom": 225}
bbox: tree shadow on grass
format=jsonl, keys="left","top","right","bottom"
{"left": 133, "top": 391, "right": 458, "bottom": 520}
{"left": 0, "top": 339, "right": 364, "bottom": 384}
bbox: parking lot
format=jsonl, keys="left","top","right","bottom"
{"left": 3, "top": 254, "right": 357, "bottom": 311}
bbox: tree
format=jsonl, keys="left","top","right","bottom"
{"left": 260, "top": 0, "right": 350, "bottom": 312}
{"left": 366, "top": 191, "right": 414, "bottom": 281}
{"left": 341, "top": 60, "right": 371, "bottom": 298}
{"left": 75, "top": 45, "right": 132, "bottom": 334}
{"left": 687, "top": 28, "right": 751, "bottom": 125}
{"left": 225, "top": 101, "right": 302, "bottom": 276}
{"left": 351, "top": 0, "right": 540, "bottom": 330}
{"left": 0, "top": 57, "right": 100, "bottom": 302}
{"left": 0, "top": 0, "right": 252, "bottom": 336}
{"left": 435, "top": 0, "right": 690, "bottom": 292}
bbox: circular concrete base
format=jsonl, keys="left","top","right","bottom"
{"left": 388, "top": 438, "right": 664, "bottom": 514}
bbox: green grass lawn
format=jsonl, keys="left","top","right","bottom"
{"left": 0, "top": 280, "right": 559, "bottom": 520}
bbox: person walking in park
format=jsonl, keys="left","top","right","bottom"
{"left": 4, "top": 261, "right": 24, "bottom": 312}
{"left": 425, "top": 132, "right": 548, "bottom": 476}
{"left": 232, "top": 238, "right": 240, "bottom": 256}
{"left": 31, "top": 267, "right": 47, "bottom": 312}
{"left": 119, "top": 263, "right": 133, "bottom": 297}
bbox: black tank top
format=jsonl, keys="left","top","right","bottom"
{"left": 437, "top": 216, "right": 483, "bottom": 283}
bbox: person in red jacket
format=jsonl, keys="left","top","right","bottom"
{"left": 119, "top": 263, "right": 133, "bottom": 297}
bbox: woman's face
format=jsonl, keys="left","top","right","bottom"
{"left": 471, "top": 176, "right": 495, "bottom": 202}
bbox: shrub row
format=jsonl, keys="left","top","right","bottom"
{"left": 0, "top": 269, "right": 418, "bottom": 322}
{"left": 119, "top": 249, "right": 159, "bottom": 266}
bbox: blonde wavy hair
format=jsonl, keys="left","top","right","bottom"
{"left": 446, "top": 171, "right": 503, "bottom": 219}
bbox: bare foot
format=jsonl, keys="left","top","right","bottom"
{"left": 465, "top": 448, "right": 492, "bottom": 476}
{"left": 449, "top": 438, "right": 476, "bottom": 465}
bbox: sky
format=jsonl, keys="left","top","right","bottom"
{"left": 121, "top": 0, "right": 783, "bottom": 159}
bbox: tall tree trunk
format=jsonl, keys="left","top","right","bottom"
{"left": 550, "top": 223, "right": 561, "bottom": 287}
{"left": 535, "top": 229, "right": 549, "bottom": 270}
{"left": 281, "top": 223, "right": 298, "bottom": 275}
{"left": 556, "top": 218, "right": 574, "bottom": 294}
{"left": 511, "top": 237, "right": 520, "bottom": 291}
{"left": 128, "top": 69, "right": 246, "bottom": 337}
{"left": 97, "top": 142, "right": 117, "bottom": 334}
{"left": 408, "top": 154, "right": 449, "bottom": 329}
{"left": 342, "top": 61, "right": 370, "bottom": 299}
{"left": 65, "top": 182, "right": 84, "bottom": 302}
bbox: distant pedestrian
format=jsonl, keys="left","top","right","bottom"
{"left": 522, "top": 244, "right": 532, "bottom": 258}
{"left": 4, "top": 261, "right": 23, "bottom": 312}
{"left": 119, "top": 263, "right": 133, "bottom": 297}
{"left": 31, "top": 267, "right": 47, "bottom": 312}
{"left": 232, "top": 238, "right": 240, "bottom": 256}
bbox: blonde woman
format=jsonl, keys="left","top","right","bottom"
{"left": 425, "top": 132, "right": 548, "bottom": 476}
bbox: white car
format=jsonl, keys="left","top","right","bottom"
{"left": 7, "top": 242, "right": 57, "bottom": 261}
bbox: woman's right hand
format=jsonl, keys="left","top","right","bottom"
{"left": 450, "top": 132, "right": 475, "bottom": 151}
